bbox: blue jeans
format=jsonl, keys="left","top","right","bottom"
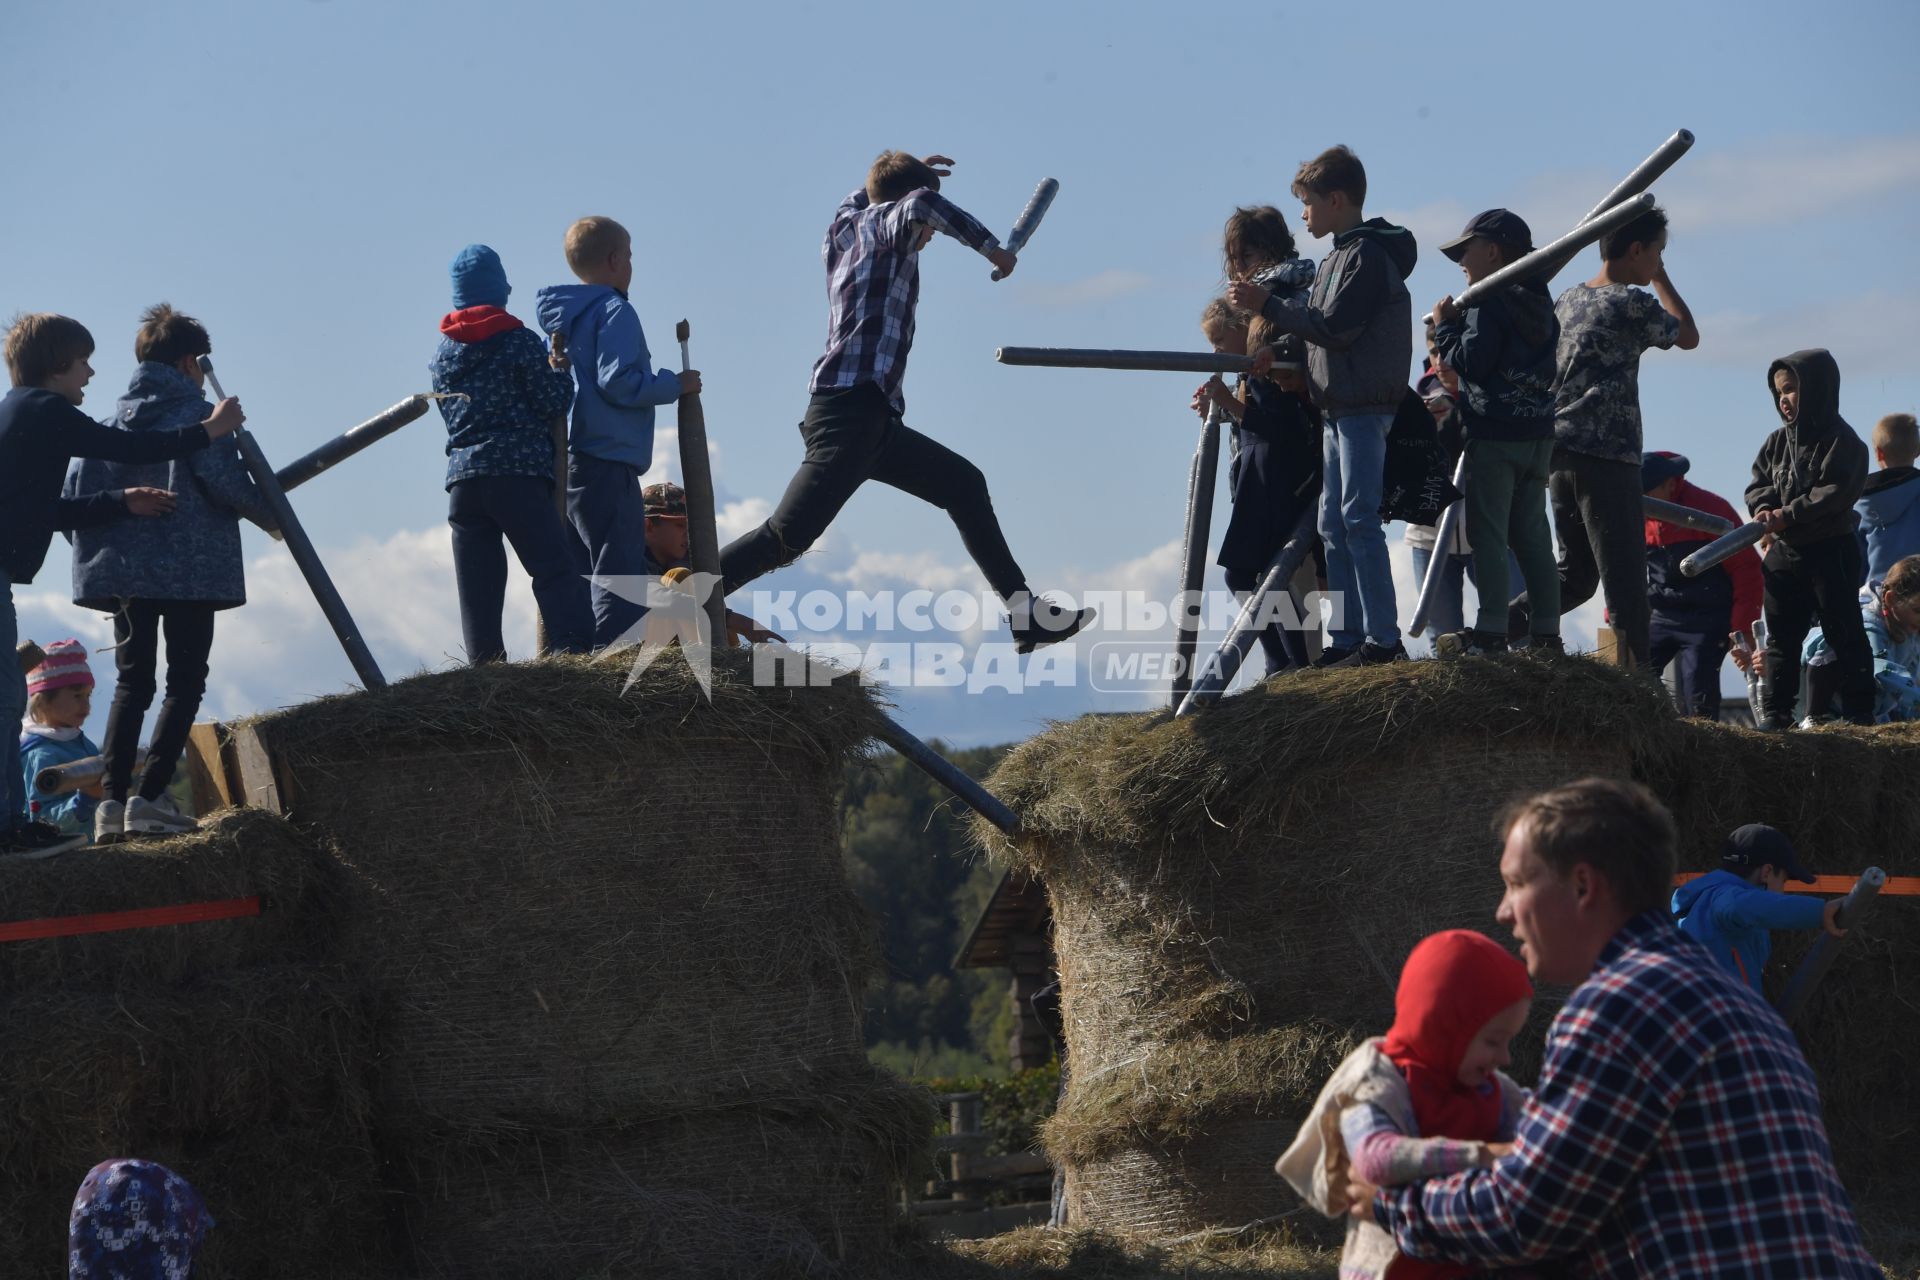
{"left": 1409, "top": 546, "right": 1468, "bottom": 639}
{"left": 566, "top": 454, "right": 651, "bottom": 649}
{"left": 2, "top": 570, "right": 26, "bottom": 828}
{"left": 1318, "top": 414, "right": 1399, "bottom": 648}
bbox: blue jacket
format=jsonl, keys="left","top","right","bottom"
{"left": 1804, "top": 579, "right": 1920, "bottom": 722}
{"left": 65, "top": 364, "right": 276, "bottom": 610}
{"left": 1670, "top": 869, "right": 1824, "bottom": 992}
{"left": 533, "top": 284, "right": 682, "bottom": 469}
{"left": 430, "top": 309, "right": 574, "bottom": 488}
{"left": 1854, "top": 465, "right": 1920, "bottom": 585}
{"left": 19, "top": 726, "right": 101, "bottom": 837}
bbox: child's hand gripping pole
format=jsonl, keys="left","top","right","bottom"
{"left": 195, "top": 355, "right": 387, "bottom": 690}
{"left": 1679, "top": 520, "right": 1768, "bottom": 578}
{"left": 1423, "top": 193, "right": 1657, "bottom": 326}
{"left": 673, "top": 321, "right": 727, "bottom": 643}
{"left": 992, "top": 178, "right": 1058, "bottom": 281}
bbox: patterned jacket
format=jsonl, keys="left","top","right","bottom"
{"left": 431, "top": 307, "right": 574, "bottom": 488}
{"left": 1374, "top": 911, "right": 1877, "bottom": 1278}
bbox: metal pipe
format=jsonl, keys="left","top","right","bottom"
{"left": 1776, "top": 867, "right": 1887, "bottom": 1024}
{"left": 1643, "top": 495, "right": 1736, "bottom": 536}
{"left": 1730, "top": 629, "right": 1766, "bottom": 725}
{"left": 996, "top": 347, "right": 1256, "bottom": 374}
{"left": 273, "top": 396, "right": 430, "bottom": 492}
{"left": 868, "top": 714, "right": 1021, "bottom": 837}
{"left": 674, "top": 320, "right": 728, "bottom": 641}
{"left": 1752, "top": 617, "right": 1775, "bottom": 725}
{"left": 1580, "top": 129, "right": 1697, "bottom": 226}
{"left": 1680, "top": 521, "right": 1767, "bottom": 577}
{"left": 993, "top": 178, "right": 1058, "bottom": 280}
{"left": 1409, "top": 453, "right": 1471, "bottom": 638}
{"left": 1170, "top": 404, "right": 1224, "bottom": 707}
{"left": 1425, "top": 194, "right": 1656, "bottom": 325}
{"left": 196, "top": 356, "right": 388, "bottom": 690}
{"left": 34, "top": 749, "right": 148, "bottom": 798}
{"left": 1175, "top": 503, "right": 1319, "bottom": 716}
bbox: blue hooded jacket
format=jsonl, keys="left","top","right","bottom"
{"left": 64, "top": 363, "right": 276, "bottom": 610}
{"left": 1670, "top": 869, "right": 1825, "bottom": 993}
{"left": 533, "top": 284, "right": 682, "bottom": 469}
{"left": 1854, "top": 465, "right": 1920, "bottom": 584}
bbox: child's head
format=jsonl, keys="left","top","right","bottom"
{"left": 1290, "top": 145, "right": 1366, "bottom": 239}
{"left": 449, "top": 245, "right": 511, "bottom": 311}
{"left": 564, "top": 217, "right": 633, "bottom": 292}
{"left": 5, "top": 312, "right": 95, "bottom": 402}
{"left": 1599, "top": 204, "right": 1669, "bottom": 285}
{"left": 1222, "top": 205, "right": 1297, "bottom": 279}
{"left": 134, "top": 303, "right": 212, "bottom": 385}
{"left": 1881, "top": 556, "right": 1920, "bottom": 642}
{"left": 1200, "top": 298, "right": 1250, "bottom": 355}
{"left": 866, "top": 151, "right": 942, "bottom": 205}
{"left": 25, "top": 639, "right": 94, "bottom": 730}
{"left": 1721, "top": 823, "right": 1815, "bottom": 893}
{"left": 1383, "top": 930, "right": 1533, "bottom": 1092}
{"left": 1439, "top": 209, "right": 1534, "bottom": 285}
{"left": 1772, "top": 364, "right": 1800, "bottom": 424}
{"left": 1873, "top": 413, "right": 1918, "bottom": 469}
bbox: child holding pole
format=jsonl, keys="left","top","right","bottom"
{"left": 65, "top": 304, "right": 276, "bottom": 841}
{"left": 17, "top": 640, "right": 102, "bottom": 841}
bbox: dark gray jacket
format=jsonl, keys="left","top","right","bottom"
{"left": 65, "top": 363, "right": 277, "bottom": 609}
{"left": 1260, "top": 218, "right": 1418, "bottom": 417}
{"left": 1745, "top": 349, "right": 1866, "bottom": 548}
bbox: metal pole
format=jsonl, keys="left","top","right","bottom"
{"left": 1752, "top": 617, "right": 1775, "bottom": 726}
{"left": 1409, "top": 452, "right": 1471, "bottom": 638}
{"left": 868, "top": 714, "right": 1021, "bottom": 837}
{"left": 273, "top": 396, "right": 430, "bottom": 492}
{"left": 1680, "top": 521, "right": 1768, "bottom": 577}
{"left": 195, "top": 356, "right": 388, "bottom": 690}
{"left": 1730, "top": 629, "right": 1766, "bottom": 725}
{"left": 997, "top": 348, "right": 1257, "bottom": 375}
{"left": 1175, "top": 503, "right": 1319, "bottom": 717}
{"left": 1776, "top": 867, "right": 1887, "bottom": 1024}
{"left": 1579, "top": 130, "right": 1697, "bottom": 226}
{"left": 1423, "top": 194, "right": 1656, "bottom": 325}
{"left": 674, "top": 320, "right": 728, "bottom": 642}
{"left": 1170, "top": 403, "right": 1224, "bottom": 707}
{"left": 1644, "top": 495, "right": 1736, "bottom": 537}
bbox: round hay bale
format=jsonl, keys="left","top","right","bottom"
{"left": 0, "top": 808, "right": 349, "bottom": 988}
{"left": 238, "top": 652, "right": 888, "bottom": 1128}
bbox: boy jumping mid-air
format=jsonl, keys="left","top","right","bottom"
{"left": 718, "top": 152, "right": 1092, "bottom": 652}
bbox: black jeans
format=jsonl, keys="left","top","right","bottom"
{"left": 1649, "top": 613, "right": 1728, "bottom": 719}
{"left": 1224, "top": 566, "right": 1310, "bottom": 675}
{"left": 1762, "top": 535, "right": 1875, "bottom": 723}
{"left": 450, "top": 474, "right": 595, "bottom": 663}
{"left": 102, "top": 600, "right": 216, "bottom": 803}
{"left": 1510, "top": 449, "right": 1649, "bottom": 661}
{"left": 719, "top": 384, "right": 1029, "bottom": 601}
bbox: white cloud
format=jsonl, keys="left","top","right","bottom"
{"left": 1692, "top": 291, "right": 1920, "bottom": 376}
{"left": 1015, "top": 269, "right": 1154, "bottom": 309}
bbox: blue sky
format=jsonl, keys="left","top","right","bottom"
{"left": 5, "top": 0, "right": 1917, "bottom": 746}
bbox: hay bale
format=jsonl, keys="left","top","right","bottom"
{"left": 976, "top": 659, "right": 1919, "bottom": 1254}
{"left": 0, "top": 967, "right": 391, "bottom": 1279}
{"left": 239, "top": 651, "right": 887, "bottom": 1128}
{"left": 0, "top": 808, "right": 350, "bottom": 988}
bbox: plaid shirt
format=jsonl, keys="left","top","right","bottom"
{"left": 808, "top": 187, "right": 1000, "bottom": 413}
{"left": 1377, "top": 911, "right": 1877, "bottom": 1278}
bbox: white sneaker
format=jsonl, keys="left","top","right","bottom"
{"left": 94, "top": 798, "right": 126, "bottom": 845}
{"left": 125, "top": 795, "right": 198, "bottom": 838}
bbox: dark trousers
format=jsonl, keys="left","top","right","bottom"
{"left": 1762, "top": 535, "right": 1875, "bottom": 723}
{"left": 1511, "top": 449, "right": 1649, "bottom": 661}
{"left": 719, "top": 384, "right": 1029, "bottom": 601}
{"left": 450, "top": 475, "right": 595, "bottom": 663}
{"left": 566, "top": 454, "right": 651, "bottom": 649}
{"left": 102, "top": 600, "right": 215, "bottom": 803}
{"left": 1225, "top": 566, "right": 1310, "bottom": 675}
{"left": 1649, "top": 614, "right": 1728, "bottom": 719}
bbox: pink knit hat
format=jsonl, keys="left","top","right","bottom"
{"left": 26, "top": 639, "right": 94, "bottom": 697}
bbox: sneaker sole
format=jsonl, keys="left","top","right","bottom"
{"left": 1015, "top": 608, "right": 1098, "bottom": 655}
{"left": 6, "top": 835, "right": 87, "bottom": 860}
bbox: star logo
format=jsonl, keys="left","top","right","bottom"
{"left": 590, "top": 572, "right": 725, "bottom": 697}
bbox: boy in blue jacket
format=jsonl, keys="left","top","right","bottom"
{"left": 433, "top": 245, "right": 593, "bottom": 663}
{"left": 536, "top": 217, "right": 700, "bottom": 648}
{"left": 1671, "top": 823, "right": 1845, "bottom": 993}
{"left": 1855, "top": 412, "right": 1920, "bottom": 584}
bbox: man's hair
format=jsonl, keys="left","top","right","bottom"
{"left": 133, "top": 303, "right": 211, "bottom": 367}
{"left": 1873, "top": 413, "right": 1919, "bottom": 466}
{"left": 1884, "top": 555, "right": 1920, "bottom": 612}
{"left": 1497, "top": 777, "right": 1676, "bottom": 916}
{"left": 1200, "top": 297, "right": 1249, "bottom": 343}
{"left": 563, "top": 216, "right": 630, "bottom": 279}
{"left": 5, "top": 313, "right": 94, "bottom": 388}
{"left": 866, "top": 151, "right": 941, "bottom": 204}
{"left": 1223, "top": 206, "right": 1297, "bottom": 275}
{"left": 1600, "top": 204, "right": 1670, "bottom": 261}
{"left": 1291, "top": 145, "right": 1366, "bottom": 206}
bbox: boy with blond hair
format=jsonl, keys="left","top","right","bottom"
{"left": 1232, "top": 145, "right": 1417, "bottom": 667}
{"left": 0, "top": 313, "right": 241, "bottom": 857}
{"left": 1855, "top": 412, "right": 1920, "bottom": 583}
{"left": 536, "top": 217, "right": 701, "bottom": 648}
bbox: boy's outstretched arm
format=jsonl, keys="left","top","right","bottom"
{"left": 595, "top": 303, "right": 690, "bottom": 410}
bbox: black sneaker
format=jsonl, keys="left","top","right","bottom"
{"left": 1356, "top": 640, "right": 1410, "bottom": 666}
{"left": 1523, "top": 633, "right": 1566, "bottom": 657}
{"left": 1010, "top": 597, "right": 1097, "bottom": 654}
{"left": 1435, "top": 630, "right": 1507, "bottom": 659}
{"left": 1311, "top": 644, "right": 1358, "bottom": 669}
{"left": 4, "top": 821, "right": 86, "bottom": 860}
{"left": 1759, "top": 712, "right": 1795, "bottom": 732}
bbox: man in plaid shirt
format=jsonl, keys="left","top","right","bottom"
{"left": 1358, "top": 778, "right": 1878, "bottom": 1277}
{"left": 718, "top": 151, "right": 1092, "bottom": 652}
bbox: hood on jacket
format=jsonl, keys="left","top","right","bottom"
{"left": 114, "top": 362, "right": 208, "bottom": 433}
{"left": 1767, "top": 348, "right": 1843, "bottom": 433}
{"left": 1671, "top": 868, "right": 1746, "bottom": 918}
{"left": 440, "top": 305, "right": 524, "bottom": 344}
{"left": 1859, "top": 464, "right": 1920, "bottom": 517}
{"left": 1501, "top": 275, "right": 1557, "bottom": 346}
{"left": 1334, "top": 218, "right": 1418, "bottom": 279}
{"left": 535, "top": 283, "right": 621, "bottom": 340}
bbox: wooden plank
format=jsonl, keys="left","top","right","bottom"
{"left": 228, "top": 724, "right": 291, "bottom": 817}
{"left": 184, "top": 722, "right": 238, "bottom": 815}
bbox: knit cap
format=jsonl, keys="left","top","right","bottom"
{"left": 27, "top": 639, "right": 93, "bottom": 697}
{"left": 450, "top": 244, "right": 510, "bottom": 310}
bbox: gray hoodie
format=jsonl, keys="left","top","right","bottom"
{"left": 1260, "top": 218, "right": 1419, "bottom": 417}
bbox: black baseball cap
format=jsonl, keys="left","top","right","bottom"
{"left": 1439, "top": 209, "right": 1535, "bottom": 263}
{"left": 1721, "top": 823, "right": 1817, "bottom": 884}
{"left": 1641, "top": 451, "right": 1690, "bottom": 493}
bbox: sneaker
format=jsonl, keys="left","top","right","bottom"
{"left": 1759, "top": 712, "right": 1795, "bottom": 732}
{"left": 1434, "top": 630, "right": 1507, "bottom": 659}
{"left": 1311, "top": 644, "right": 1358, "bottom": 669}
{"left": 125, "top": 794, "right": 198, "bottom": 838}
{"left": 93, "top": 798, "right": 126, "bottom": 845}
{"left": 1523, "top": 633, "right": 1566, "bottom": 657}
{"left": 4, "top": 821, "right": 86, "bottom": 860}
{"left": 1355, "top": 640, "right": 1410, "bottom": 666}
{"left": 1011, "top": 598, "right": 1097, "bottom": 654}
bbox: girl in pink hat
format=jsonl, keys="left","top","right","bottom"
{"left": 18, "top": 638, "right": 102, "bottom": 850}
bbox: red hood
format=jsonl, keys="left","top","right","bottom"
{"left": 1646, "top": 476, "right": 1741, "bottom": 548}
{"left": 440, "top": 305, "right": 524, "bottom": 343}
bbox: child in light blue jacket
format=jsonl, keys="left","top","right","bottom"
{"left": 1855, "top": 413, "right": 1920, "bottom": 584}
{"left": 1671, "top": 824, "right": 1845, "bottom": 993}
{"left": 18, "top": 639, "right": 101, "bottom": 839}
